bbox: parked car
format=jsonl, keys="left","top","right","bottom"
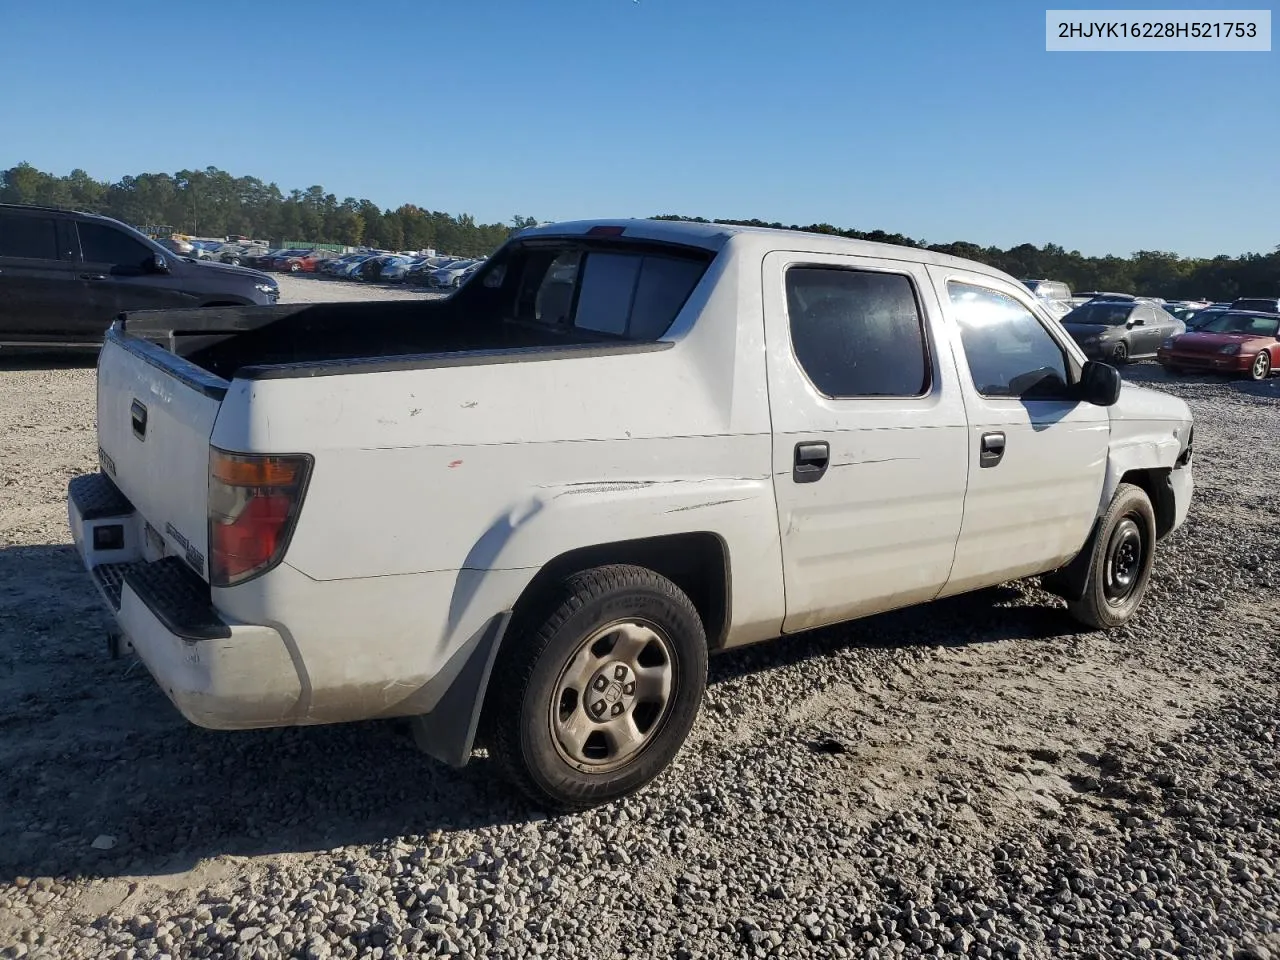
{"left": 380, "top": 256, "right": 426, "bottom": 283}
{"left": 330, "top": 254, "right": 379, "bottom": 279}
{"left": 1060, "top": 298, "right": 1185, "bottom": 364}
{"left": 359, "top": 254, "right": 414, "bottom": 282}
{"left": 158, "top": 236, "right": 195, "bottom": 257}
{"left": 68, "top": 218, "right": 1193, "bottom": 811}
{"left": 1230, "top": 297, "right": 1280, "bottom": 314}
{"left": 1020, "top": 278, "right": 1072, "bottom": 302}
{"left": 406, "top": 257, "right": 461, "bottom": 284}
{"left": 189, "top": 241, "right": 221, "bottom": 261}
{"left": 1157, "top": 310, "right": 1280, "bottom": 380}
{"left": 1184, "top": 307, "right": 1229, "bottom": 330}
{"left": 0, "top": 202, "right": 279, "bottom": 347}
{"left": 242, "top": 248, "right": 285, "bottom": 269}
{"left": 217, "top": 243, "right": 268, "bottom": 266}
{"left": 429, "top": 258, "right": 479, "bottom": 288}
{"left": 276, "top": 251, "right": 333, "bottom": 274}
{"left": 1020, "top": 278, "right": 1073, "bottom": 319}
{"left": 1075, "top": 291, "right": 1135, "bottom": 303}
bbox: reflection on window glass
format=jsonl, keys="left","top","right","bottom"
{"left": 947, "top": 281, "right": 1069, "bottom": 399}
{"left": 526, "top": 248, "right": 707, "bottom": 338}
{"left": 785, "top": 267, "right": 929, "bottom": 397}
{"left": 534, "top": 251, "right": 580, "bottom": 325}
{"left": 576, "top": 253, "right": 641, "bottom": 335}
{"left": 631, "top": 256, "right": 705, "bottom": 339}
{"left": 78, "top": 222, "right": 153, "bottom": 269}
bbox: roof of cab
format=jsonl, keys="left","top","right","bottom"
{"left": 514, "top": 218, "right": 1013, "bottom": 280}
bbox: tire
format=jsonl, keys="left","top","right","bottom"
{"left": 485, "top": 564, "right": 708, "bottom": 812}
{"left": 229, "top": 257, "right": 241, "bottom": 266}
{"left": 1248, "top": 351, "right": 1271, "bottom": 381}
{"left": 1112, "top": 340, "right": 1129, "bottom": 364}
{"left": 1065, "top": 482, "right": 1157, "bottom": 630}
{"left": 289, "top": 262, "right": 301, "bottom": 273}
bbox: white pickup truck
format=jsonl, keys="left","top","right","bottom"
{"left": 68, "top": 219, "right": 1194, "bottom": 811}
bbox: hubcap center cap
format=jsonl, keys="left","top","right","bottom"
{"left": 587, "top": 662, "right": 637, "bottom": 721}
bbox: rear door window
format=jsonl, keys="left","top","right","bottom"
{"left": 785, "top": 266, "right": 931, "bottom": 397}
{"left": 0, "top": 213, "right": 61, "bottom": 260}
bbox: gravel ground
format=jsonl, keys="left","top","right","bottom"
{"left": 1, "top": 285, "right": 1278, "bottom": 959}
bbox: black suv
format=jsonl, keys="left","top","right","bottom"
{"left": 0, "top": 203, "right": 279, "bottom": 347}
{"left": 1230, "top": 297, "right": 1280, "bottom": 314}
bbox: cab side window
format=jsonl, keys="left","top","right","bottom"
{"left": 785, "top": 266, "right": 931, "bottom": 397}
{"left": 947, "top": 281, "right": 1070, "bottom": 399}
{"left": 0, "top": 213, "right": 60, "bottom": 260}
{"left": 77, "top": 222, "right": 154, "bottom": 271}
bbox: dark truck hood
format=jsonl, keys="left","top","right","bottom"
{"left": 181, "top": 257, "right": 274, "bottom": 285}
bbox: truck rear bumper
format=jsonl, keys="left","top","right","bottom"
{"left": 68, "top": 473, "right": 302, "bottom": 729}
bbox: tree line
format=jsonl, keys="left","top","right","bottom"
{"left": 0, "top": 162, "right": 536, "bottom": 259}
{"left": 652, "top": 217, "right": 1278, "bottom": 302}
{"left": 2, "top": 163, "right": 1275, "bottom": 300}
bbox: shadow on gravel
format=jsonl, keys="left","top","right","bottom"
{"left": 0, "top": 543, "right": 528, "bottom": 885}
{"left": 0, "top": 540, "right": 1088, "bottom": 885}
{"left": 708, "top": 584, "right": 1084, "bottom": 688}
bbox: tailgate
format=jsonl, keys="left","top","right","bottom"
{"left": 96, "top": 327, "right": 229, "bottom": 581}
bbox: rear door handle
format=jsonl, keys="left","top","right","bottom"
{"left": 793, "top": 441, "right": 829, "bottom": 483}
{"left": 980, "top": 431, "right": 1006, "bottom": 468}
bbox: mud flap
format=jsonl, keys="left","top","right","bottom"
{"left": 409, "top": 611, "right": 511, "bottom": 768}
{"left": 1040, "top": 519, "right": 1100, "bottom": 603}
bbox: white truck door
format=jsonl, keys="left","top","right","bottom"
{"left": 762, "top": 251, "right": 969, "bottom": 634}
{"left": 927, "top": 268, "right": 1110, "bottom": 597}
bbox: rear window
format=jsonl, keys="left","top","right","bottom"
{"left": 0, "top": 214, "right": 60, "bottom": 260}
{"left": 1063, "top": 302, "right": 1134, "bottom": 326}
{"left": 513, "top": 244, "right": 710, "bottom": 340}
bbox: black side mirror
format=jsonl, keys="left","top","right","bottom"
{"left": 149, "top": 253, "right": 170, "bottom": 274}
{"left": 1077, "top": 360, "right": 1121, "bottom": 406}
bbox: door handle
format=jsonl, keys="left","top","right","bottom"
{"left": 793, "top": 441, "right": 829, "bottom": 483}
{"left": 130, "top": 399, "right": 148, "bottom": 441}
{"left": 80, "top": 273, "right": 108, "bottom": 280}
{"left": 979, "top": 431, "right": 1006, "bottom": 468}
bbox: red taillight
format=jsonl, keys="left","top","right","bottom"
{"left": 208, "top": 448, "right": 312, "bottom": 587}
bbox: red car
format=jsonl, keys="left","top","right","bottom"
{"left": 1156, "top": 310, "right": 1279, "bottom": 381}
{"left": 275, "top": 251, "right": 328, "bottom": 274}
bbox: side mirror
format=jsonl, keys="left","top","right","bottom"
{"left": 1077, "top": 360, "right": 1121, "bottom": 407}
{"left": 149, "top": 253, "right": 170, "bottom": 274}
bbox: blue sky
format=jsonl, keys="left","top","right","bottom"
{"left": 1, "top": 0, "right": 1275, "bottom": 257}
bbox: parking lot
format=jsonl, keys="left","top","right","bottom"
{"left": 1, "top": 278, "right": 1278, "bottom": 959}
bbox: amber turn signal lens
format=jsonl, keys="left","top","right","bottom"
{"left": 210, "top": 452, "right": 302, "bottom": 487}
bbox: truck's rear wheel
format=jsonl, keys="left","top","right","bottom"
{"left": 1066, "top": 482, "right": 1157, "bottom": 629}
{"left": 485, "top": 564, "right": 707, "bottom": 812}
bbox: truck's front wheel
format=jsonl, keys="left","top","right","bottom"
{"left": 486, "top": 565, "right": 708, "bottom": 812}
{"left": 1066, "top": 482, "right": 1157, "bottom": 629}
